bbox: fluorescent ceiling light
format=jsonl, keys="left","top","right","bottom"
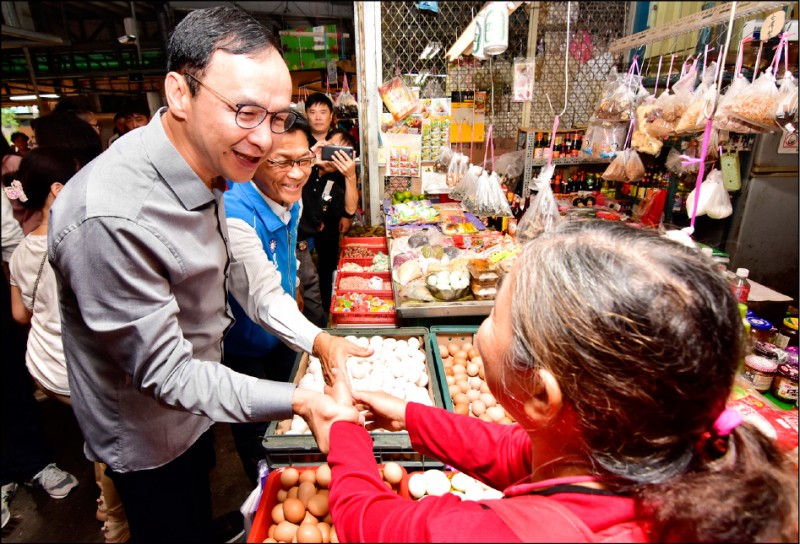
{"left": 419, "top": 42, "right": 442, "bottom": 60}
{"left": 10, "top": 95, "right": 38, "bottom": 101}
{"left": 40, "top": 94, "right": 60, "bottom": 99}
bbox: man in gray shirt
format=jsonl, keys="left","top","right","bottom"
{"left": 48, "top": 7, "right": 367, "bottom": 542}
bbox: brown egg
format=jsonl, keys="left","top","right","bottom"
{"left": 447, "top": 343, "right": 461, "bottom": 356}
{"left": 444, "top": 366, "right": 454, "bottom": 377}
{"left": 471, "top": 399, "right": 486, "bottom": 416}
{"left": 281, "top": 467, "right": 300, "bottom": 488}
{"left": 317, "top": 522, "right": 332, "bottom": 543}
{"left": 465, "top": 389, "right": 481, "bottom": 402}
{"left": 499, "top": 417, "right": 514, "bottom": 424}
{"left": 452, "top": 392, "right": 469, "bottom": 405}
{"left": 443, "top": 357, "right": 453, "bottom": 369}
{"left": 453, "top": 350, "right": 468, "bottom": 361}
{"left": 445, "top": 375, "right": 455, "bottom": 386}
{"left": 480, "top": 393, "right": 497, "bottom": 407}
{"left": 438, "top": 344, "right": 450, "bottom": 358}
{"left": 276, "top": 489, "right": 289, "bottom": 503}
{"left": 274, "top": 521, "right": 299, "bottom": 543}
{"left": 282, "top": 497, "right": 306, "bottom": 524}
{"left": 323, "top": 512, "right": 333, "bottom": 525}
{"left": 486, "top": 406, "right": 505, "bottom": 422}
{"left": 272, "top": 503, "right": 286, "bottom": 524}
{"left": 299, "top": 470, "right": 317, "bottom": 485}
{"left": 454, "top": 402, "right": 470, "bottom": 415}
{"left": 452, "top": 363, "right": 466, "bottom": 375}
{"left": 264, "top": 537, "right": 278, "bottom": 543}
{"left": 269, "top": 524, "right": 276, "bottom": 540}
{"left": 467, "top": 347, "right": 480, "bottom": 360}
{"left": 478, "top": 365, "right": 485, "bottom": 380}
{"left": 278, "top": 419, "right": 292, "bottom": 433}
{"left": 330, "top": 526, "right": 338, "bottom": 543}
{"left": 287, "top": 486, "right": 299, "bottom": 499}
{"left": 296, "top": 523, "right": 323, "bottom": 543}
{"left": 315, "top": 464, "right": 332, "bottom": 488}
{"left": 466, "top": 362, "right": 479, "bottom": 377}
{"left": 317, "top": 489, "right": 329, "bottom": 497}
{"left": 382, "top": 462, "right": 404, "bottom": 485}
{"left": 298, "top": 480, "right": 317, "bottom": 506}
{"left": 307, "top": 493, "right": 329, "bottom": 518}
{"left": 462, "top": 342, "right": 474, "bottom": 352}
{"left": 478, "top": 413, "right": 493, "bottom": 422}
{"left": 456, "top": 380, "right": 470, "bottom": 394}
{"left": 480, "top": 382, "right": 491, "bottom": 394}
{"left": 301, "top": 511, "right": 318, "bottom": 525}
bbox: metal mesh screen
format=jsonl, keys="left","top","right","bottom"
{"left": 379, "top": 1, "right": 631, "bottom": 138}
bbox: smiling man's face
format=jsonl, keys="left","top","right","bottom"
{"left": 252, "top": 130, "right": 312, "bottom": 205}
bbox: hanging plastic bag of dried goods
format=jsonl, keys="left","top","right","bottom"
{"left": 471, "top": 170, "right": 513, "bottom": 217}
{"left": 723, "top": 67, "right": 781, "bottom": 132}
{"left": 436, "top": 145, "right": 453, "bottom": 173}
{"left": 686, "top": 168, "right": 730, "bottom": 219}
{"left": 334, "top": 76, "right": 359, "bottom": 119}
{"left": 713, "top": 76, "right": 760, "bottom": 133}
{"left": 446, "top": 152, "right": 468, "bottom": 188}
{"left": 516, "top": 164, "right": 561, "bottom": 244}
{"left": 601, "top": 148, "right": 630, "bottom": 182}
{"left": 594, "top": 76, "right": 636, "bottom": 122}
{"left": 675, "top": 61, "right": 718, "bottom": 134}
{"left": 775, "top": 71, "right": 798, "bottom": 133}
{"left": 449, "top": 164, "right": 481, "bottom": 201}
{"left": 294, "top": 86, "right": 308, "bottom": 118}
{"left": 379, "top": 76, "right": 419, "bottom": 122}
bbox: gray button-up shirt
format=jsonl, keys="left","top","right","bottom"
{"left": 49, "top": 109, "right": 320, "bottom": 472}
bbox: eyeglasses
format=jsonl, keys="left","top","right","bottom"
{"left": 183, "top": 73, "right": 297, "bottom": 133}
{"left": 264, "top": 155, "right": 316, "bottom": 170}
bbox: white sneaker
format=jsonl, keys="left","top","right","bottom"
{"left": 2, "top": 483, "right": 18, "bottom": 528}
{"left": 25, "top": 464, "right": 79, "bottom": 499}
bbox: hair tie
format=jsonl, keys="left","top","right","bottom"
{"left": 3, "top": 179, "right": 28, "bottom": 202}
{"left": 695, "top": 407, "right": 742, "bottom": 459}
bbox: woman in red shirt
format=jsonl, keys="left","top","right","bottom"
{"left": 318, "top": 220, "right": 798, "bottom": 543}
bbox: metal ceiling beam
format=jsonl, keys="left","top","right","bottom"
{"left": 1, "top": 24, "right": 66, "bottom": 45}
{"left": 168, "top": 1, "right": 355, "bottom": 19}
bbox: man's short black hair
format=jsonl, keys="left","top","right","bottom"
{"left": 305, "top": 92, "right": 333, "bottom": 113}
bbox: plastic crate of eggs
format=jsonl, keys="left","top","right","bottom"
{"left": 430, "top": 327, "right": 515, "bottom": 424}
{"left": 262, "top": 328, "right": 447, "bottom": 469}
{"left": 248, "top": 462, "right": 409, "bottom": 543}
{"left": 406, "top": 469, "right": 503, "bottom": 501}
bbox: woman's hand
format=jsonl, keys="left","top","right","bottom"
{"left": 351, "top": 389, "right": 408, "bottom": 432}
{"left": 338, "top": 216, "right": 352, "bottom": 233}
{"left": 293, "top": 372, "right": 362, "bottom": 454}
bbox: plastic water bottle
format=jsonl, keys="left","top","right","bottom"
{"left": 732, "top": 268, "right": 751, "bottom": 303}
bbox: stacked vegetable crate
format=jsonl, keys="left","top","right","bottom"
{"left": 331, "top": 236, "right": 396, "bottom": 326}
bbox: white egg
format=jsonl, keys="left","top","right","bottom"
{"left": 405, "top": 367, "right": 421, "bottom": 386}
{"left": 356, "top": 336, "right": 370, "bottom": 348}
{"left": 290, "top": 416, "right": 308, "bottom": 433}
{"left": 307, "top": 357, "right": 322, "bottom": 375}
{"left": 449, "top": 472, "right": 475, "bottom": 493}
{"left": 423, "top": 470, "right": 452, "bottom": 497}
{"left": 393, "top": 343, "right": 409, "bottom": 360}
{"left": 464, "top": 486, "right": 486, "bottom": 501}
{"left": 382, "top": 338, "right": 397, "bottom": 351}
{"left": 408, "top": 473, "right": 427, "bottom": 499}
{"left": 390, "top": 386, "right": 406, "bottom": 399}
{"left": 481, "top": 488, "right": 504, "bottom": 500}
{"left": 416, "top": 371, "right": 429, "bottom": 388}
{"left": 369, "top": 335, "right": 384, "bottom": 348}
{"left": 396, "top": 339, "right": 409, "bottom": 351}
{"left": 344, "top": 335, "right": 358, "bottom": 344}
{"left": 390, "top": 360, "right": 406, "bottom": 379}
{"left": 350, "top": 362, "right": 369, "bottom": 380}
{"left": 407, "top": 337, "right": 421, "bottom": 351}
{"left": 469, "top": 376, "right": 483, "bottom": 390}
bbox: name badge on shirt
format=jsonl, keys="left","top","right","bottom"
{"left": 322, "top": 179, "right": 335, "bottom": 202}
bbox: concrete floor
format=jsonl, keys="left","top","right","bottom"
{"left": 2, "top": 396, "right": 254, "bottom": 543}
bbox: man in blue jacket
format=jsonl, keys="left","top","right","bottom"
{"left": 223, "top": 116, "right": 317, "bottom": 485}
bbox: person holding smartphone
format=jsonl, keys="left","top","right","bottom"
{"left": 298, "top": 129, "right": 359, "bottom": 319}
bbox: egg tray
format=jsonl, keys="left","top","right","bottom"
{"left": 262, "top": 327, "right": 447, "bottom": 470}
{"left": 247, "top": 465, "right": 410, "bottom": 543}
{"left": 429, "top": 326, "right": 480, "bottom": 413}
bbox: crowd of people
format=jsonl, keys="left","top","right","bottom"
{"left": 1, "top": 5, "right": 797, "bottom": 544}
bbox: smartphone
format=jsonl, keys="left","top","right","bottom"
{"left": 321, "top": 145, "right": 355, "bottom": 161}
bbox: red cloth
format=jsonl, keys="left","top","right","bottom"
{"left": 327, "top": 402, "right": 651, "bottom": 542}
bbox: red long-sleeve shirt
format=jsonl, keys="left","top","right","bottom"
{"left": 327, "top": 402, "right": 649, "bottom": 542}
